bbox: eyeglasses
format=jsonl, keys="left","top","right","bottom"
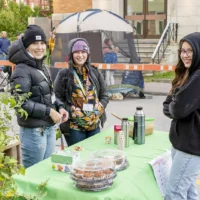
{"left": 179, "top": 49, "right": 193, "bottom": 57}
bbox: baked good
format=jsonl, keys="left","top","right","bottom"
{"left": 74, "top": 179, "right": 113, "bottom": 191}
{"left": 70, "top": 158, "right": 116, "bottom": 191}
{"left": 90, "top": 149, "right": 127, "bottom": 171}
{"left": 71, "top": 158, "right": 116, "bottom": 181}
{"left": 73, "top": 146, "right": 84, "bottom": 152}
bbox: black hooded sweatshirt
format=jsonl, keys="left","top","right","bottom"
{"left": 9, "top": 39, "right": 63, "bottom": 128}
{"left": 163, "top": 32, "right": 200, "bottom": 156}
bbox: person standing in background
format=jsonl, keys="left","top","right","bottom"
{"left": 48, "top": 31, "right": 56, "bottom": 65}
{"left": 102, "top": 38, "right": 119, "bottom": 86}
{"left": 0, "top": 31, "right": 10, "bottom": 78}
{"left": 48, "top": 31, "right": 55, "bottom": 55}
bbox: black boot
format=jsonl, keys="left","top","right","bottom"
{"left": 139, "top": 91, "right": 146, "bottom": 99}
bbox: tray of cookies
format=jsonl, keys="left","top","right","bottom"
{"left": 90, "top": 149, "right": 129, "bottom": 171}
{"left": 70, "top": 158, "right": 117, "bottom": 191}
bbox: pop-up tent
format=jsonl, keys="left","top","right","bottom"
{"left": 50, "top": 9, "right": 144, "bottom": 98}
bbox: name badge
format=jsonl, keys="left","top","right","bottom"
{"left": 51, "top": 93, "right": 56, "bottom": 104}
{"left": 83, "top": 103, "right": 93, "bottom": 112}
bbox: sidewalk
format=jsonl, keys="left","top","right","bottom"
{"left": 144, "top": 82, "right": 171, "bottom": 96}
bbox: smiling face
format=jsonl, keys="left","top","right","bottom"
{"left": 26, "top": 41, "right": 46, "bottom": 59}
{"left": 73, "top": 51, "right": 88, "bottom": 67}
{"left": 180, "top": 41, "right": 193, "bottom": 68}
{"left": 1, "top": 31, "right": 7, "bottom": 38}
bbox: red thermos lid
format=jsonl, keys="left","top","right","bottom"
{"left": 114, "top": 125, "right": 121, "bottom": 132}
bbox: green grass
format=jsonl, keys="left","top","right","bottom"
{"left": 144, "top": 71, "right": 175, "bottom": 82}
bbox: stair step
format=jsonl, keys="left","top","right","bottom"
{"left": 116, "top": 39, "right": 177, "bottom": 64}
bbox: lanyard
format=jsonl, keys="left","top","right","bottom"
{"left": 73, "top": 69, "right": 98, "bottom": 100}
{"left": 37, "top": 68, "right": 53, "bottom": 89}
{"left": 73, "top": 69, "right": 87, "bottom": 96}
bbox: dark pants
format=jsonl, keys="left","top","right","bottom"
{"left": 64, "top": 127, "right": 100, "bottom": 147}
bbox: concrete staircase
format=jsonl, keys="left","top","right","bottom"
{"left": 117, "top": 39, "right": 159, "bottom": 64}
{"left": 111, "top": 39, "right": 178, "bottom": 81}
{"left": 113, "top": 39, "right": 159, "bottom": 78}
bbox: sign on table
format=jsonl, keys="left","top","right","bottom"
{"left": 149, "top": 151, "right": 172, "bottom": 196}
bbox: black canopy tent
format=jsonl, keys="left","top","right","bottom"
{"left": 50, "top": 9, "right": 145, "bottom": 98}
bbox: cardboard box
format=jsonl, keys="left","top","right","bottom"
{"left": 51, "top": 150, "right": 80, "bottom": 173}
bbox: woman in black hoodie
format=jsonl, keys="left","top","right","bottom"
{"left": 163, "top": 32, "right": 200, "bottom": 200}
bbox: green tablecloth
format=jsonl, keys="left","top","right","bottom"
{"left": 14, "top": 129, "right": 171, "bottom": 200}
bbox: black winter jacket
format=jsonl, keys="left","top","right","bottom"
{"left": 163, "top": 32, "right": 200, "bottom": 156}
{"left": 9, "top": 39, "right": 63, "bottom": 128}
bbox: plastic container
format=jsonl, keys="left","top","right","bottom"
{"left": 90, "top": 149, "right": 128, "bottom": 171}
{"left": 127, "top": 117, "right": 155, "bottom": 138}
{"left": 73, "top": 178, "right": 114, "bottom": 191}
{"left": 70, "top": 158, "right": 117, "bottom": 191}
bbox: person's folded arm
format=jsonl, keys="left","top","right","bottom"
{"left": 169, "top": 75, "right": 200, "bottom": 119}
{"left": 163, "top": 95, "right": 173, "bottom": 119}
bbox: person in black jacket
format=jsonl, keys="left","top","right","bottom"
{"left": 9, "top": 25, "right": 68, "bottom": 168}
{"left": 54, "top": 38, "right": 109, "bottom": 146}
{"left": 163, "top": 32, "right": 200, "bottom": 200}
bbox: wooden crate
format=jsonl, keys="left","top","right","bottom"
{"left": 4, "top": 140, "right": 21, "bottom": 164}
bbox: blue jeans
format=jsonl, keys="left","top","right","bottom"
{"left": 165, "top": 147, "right": 200, "bottom": 200}
{"left": 64, "top": 127, "right": 100, "bottom": 146}
{"left": 19, "top": 126, "right": 56, "bottom": 168}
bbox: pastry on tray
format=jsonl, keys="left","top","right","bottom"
{"left": 90, "top": 149, "right": 128, "bottom": 171}
{"left": 70, "top": 158, "right": 117, "bottom": 191}
{"left": 71, "top": 158, "right": 116, "bottom": 181}
{"left": 73, "top": 178, "right": 113, "bottom": 191}
{"left": 73, "top": 146, "right": 84, "bottom": 152}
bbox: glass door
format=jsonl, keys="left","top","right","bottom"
{"left": 125, "top": 0, "right": 144, "bottom": 38}
{"left": 146, "top": 0, "right": 166, "bottom": 38}
{"left": 124, "top": 0, "right": 167, "bottom": 38}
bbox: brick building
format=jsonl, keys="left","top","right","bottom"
{"left": 15, "top": 0, "right": 51, "bottom": 10}
{"left": 52, "top": 0, "right": 200, "bottom": 40}
{"left": 53, "top": 0, "right": 92, "bottom": 13}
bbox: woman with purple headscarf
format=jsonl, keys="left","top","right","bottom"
{"left": 54, "top": 38, "right": 109, "bottom": 146}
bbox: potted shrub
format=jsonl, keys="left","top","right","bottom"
{"left": 0, "top": 87, "right": 47, "bottom": 200}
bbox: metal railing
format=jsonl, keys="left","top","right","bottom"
{"left": 151, "top": 23, "right": 178, "bottom": 64}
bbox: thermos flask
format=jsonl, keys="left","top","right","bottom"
{"left": 121, "top": 118, "right": 129, "bottom": 148}
{"left": 133, "top": 107, "right": 145, "bottom": 145}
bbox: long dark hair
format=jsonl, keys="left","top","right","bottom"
{"left": 170, "top": 39, "right": 190, "bottom": 95}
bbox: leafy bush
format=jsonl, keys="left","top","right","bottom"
{"left": 0, "top": 1, "right": 44, "bottom": 41}
{"left": 0, "top": 87, "right": 47, "bottom": 200}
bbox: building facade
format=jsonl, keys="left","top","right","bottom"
{"left": 15, "top": 0, "right": 51, "bottom": 11}
{"left": 52, "top": 0, "right": 200, "bottom": 41}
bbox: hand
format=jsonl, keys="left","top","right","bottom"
{"left": 114, "top": 47, "right": 119, "bottom": 52}
{"left": 59, "top": 108, "right": 69, "bottom": 123}
{"left": 49, "top": 108, "right": 62, "bottom": 124}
